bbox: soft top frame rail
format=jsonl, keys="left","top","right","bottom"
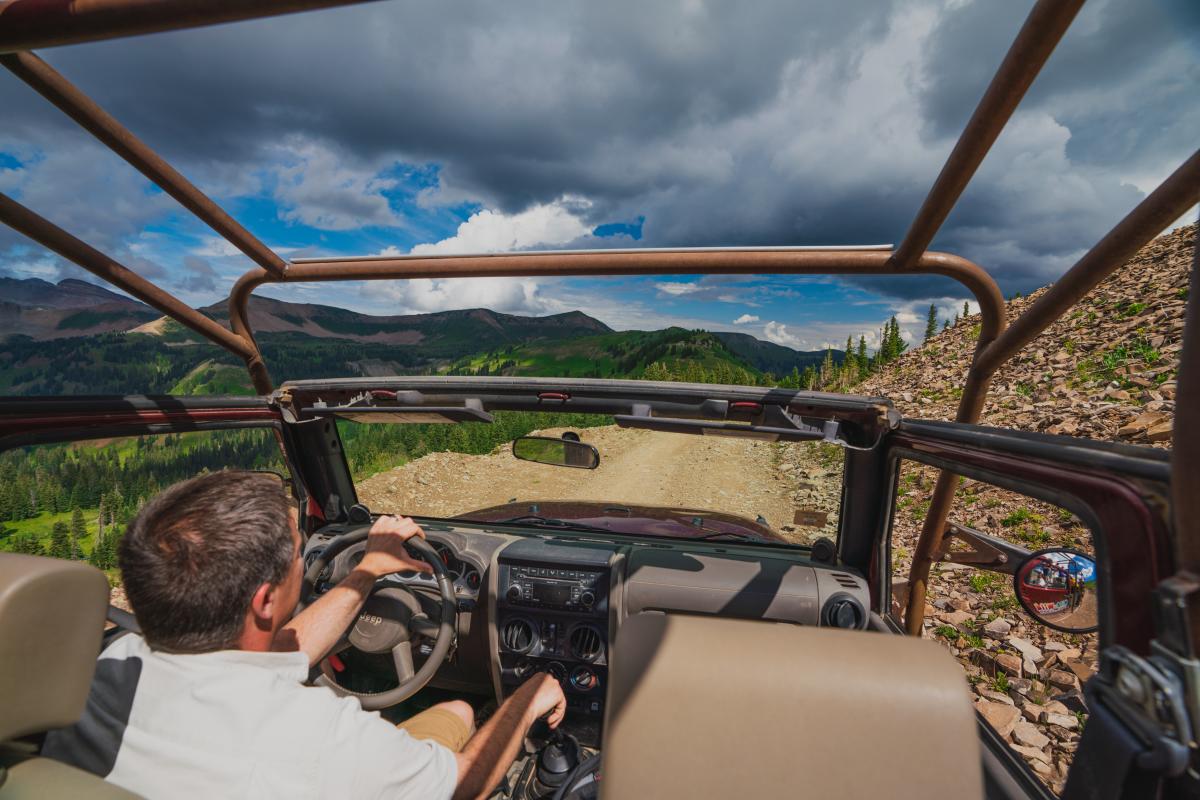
{"left": 0, "top": 0, "right": 1197, "bottom": 643}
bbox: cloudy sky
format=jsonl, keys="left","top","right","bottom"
{"left": 1, "top": 0, "right": 1196, "bottom": 351}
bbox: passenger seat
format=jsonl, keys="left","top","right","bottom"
{"left": 0, "top": 553, "right": 141, "bottom": 799}
{"left": 602, "top": 612, "right": 984, "bottom": 799}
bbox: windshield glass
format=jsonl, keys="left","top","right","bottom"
{"left": 338, "top": 414, "right": 841, "bottom": 547}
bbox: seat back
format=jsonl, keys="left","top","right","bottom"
{"left": 0, "top": 553, "right": 109, "bottom": 741}
{"left": 601, "top": 613, "right": 984, "bottom": 800}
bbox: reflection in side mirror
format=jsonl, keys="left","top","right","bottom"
{"left": 1013, "top": 549, "right": 1098, "bottom": 633}
{"left": 512, "top": 436, "right": 600, "bottom": 470}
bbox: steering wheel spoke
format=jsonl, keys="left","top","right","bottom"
{"left": 410, "top": 614, "right": 441, "bottom": 639}
{"left": 392, "top": 642, "right": 416, "bottom": 683}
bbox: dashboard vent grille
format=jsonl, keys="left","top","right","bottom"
{"left": 501, "top": 619, "right": 535, "bottom": 654}
{"left": 831, "top": 572, "right": 859, "bottom": 589}
{"left": 569, "top": 625, "right": 604, "bottom": 662}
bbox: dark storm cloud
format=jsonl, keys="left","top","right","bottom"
{"left": 1, "top": 0, "right": 1194, "bottom": 301}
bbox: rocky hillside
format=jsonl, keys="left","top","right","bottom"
{"left": 865, "top": 222, "right": 1194, "bottom": 793}
{"left": 861, "top": 221, "right": 1194, "bottom": 444}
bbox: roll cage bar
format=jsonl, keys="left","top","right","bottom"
{"left": 0, "top": 0, "right": 1197, "bottom": 644}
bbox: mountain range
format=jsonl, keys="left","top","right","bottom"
{"left": 0, "top": 277, "right": 837, "bottom": 395}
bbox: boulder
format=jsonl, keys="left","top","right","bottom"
{"left": 1044, "top": 713, "right": 1079, "bottom": 731}
{"left": 975, "top": 699, "right": 1021, "bottom": 738}
{"left": 1048, "top": 670, "right": 1079, "bottom": 691}
{"left": 1146, "top": 420, "right": 1173, "bottom": 442}
{"left": 1007, "top": 637, "right": 1044, "bottom": 664}
{"left": 995, "top": 653, "right": 1023, "bottom": 677}
{"left": 983, "top": 618, "right": 1013, "bottom": 639}
{"left": 1013, "top": 721, "right": 1051, "bottom": 749}
{"left": 970, "top": 650, "right": 998, "bottom": 674}
{"left": 1010, "top": 744, "right": 1052, "bottom": 765}
{"left": 939, "top": 610, "right": 974, "bottom": 627}
{"left": 1063, "top": 657, "right": 1095, "bottom": 683}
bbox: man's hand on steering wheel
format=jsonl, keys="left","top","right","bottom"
{"left": 359, "top": 515, "right": 432, "bottom": 578}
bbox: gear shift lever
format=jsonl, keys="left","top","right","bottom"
{"left": 535, "top": 728, "right": 581, "bottom": 796}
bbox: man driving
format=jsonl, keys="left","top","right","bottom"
{"left": 43, "top": 470, "right": 566, "bottom": 799}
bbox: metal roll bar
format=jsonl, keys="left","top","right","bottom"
{"left": 226, "top": 249, "right": 1008, "bottom": 394}
{"left": 0, "top": 0, "right": 381, "bottom": 53}
{"left": 889, "top": 0, "right": 1085, "bottom": 270}
{"left": 0, "top": 192, "right": 258, "bottom": 360}
{"left": 0, "top": 51, "right": 287, "bottom": 277}
{"left": 1, "top": 0, "right": 1198, "bottom": 644}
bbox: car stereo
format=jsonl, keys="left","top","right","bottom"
{"left": 503, "top": 565, "right": 604, "bottom": 611}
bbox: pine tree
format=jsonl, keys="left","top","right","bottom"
{"left": 963, "top": 301, "right": 970, "bottom": 318}
{"left": 924, "top": 304, "right": 938, "bottom": 342}
{"left": 857, "top": 336, "right": 868, "bottom": 379}
{"left": 819, "top": 349, "right": 834, "bottom": 387}
{"left": 943, "top": 320, "right": 950, "bottom": 331}
{"left": 49, "top": 521, "right": 71, "bottom": 560}
{"left": 893, "top": 318, "right": 908, "bottom": 357}
{"left": 69, "top": 507, "right": 86, "bottom": 560}
{"left": 842, "top": 336, "right": 856, "bottom": 386}
{"left": 10, "top": 532, "right": 44, "bottom": 556}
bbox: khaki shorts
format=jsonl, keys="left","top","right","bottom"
{"left": 397, "top": 706, "right": 472, "bottom": 752}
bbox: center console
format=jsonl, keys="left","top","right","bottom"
{"left": 494, "top": 540, "right": 615, "bottom": 721}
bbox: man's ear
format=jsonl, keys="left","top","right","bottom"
{"left": 248, "top": 581, "right": 277, "bottom": 629}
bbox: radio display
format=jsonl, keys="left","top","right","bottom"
{"left": 532, "top": 583, "right": 572, "bottom": 606}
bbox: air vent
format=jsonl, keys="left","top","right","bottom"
{"left": 831, "top": 572, "right": 860, "bottom": 590}
{"left": 821, "top": 593, "right": 865, "bottom": 630}
{"left": 569, "top": 625, "right": 604, "bottom": 662}
{"left": 501, "top": 619, "right": 535, "bottom": 653}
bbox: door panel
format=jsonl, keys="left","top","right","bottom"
{"left": 0, "top": 395, "right": 279, "bottom": 450}
{"left": 883, "top": 419, "right": 1173, "bottom": 798}
{"left": 0, "top": 394, "right": 291, "bottom": 569}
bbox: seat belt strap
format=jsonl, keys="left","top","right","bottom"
{"left": 1061, "top": 693, "right": 1162, "bottom": 800}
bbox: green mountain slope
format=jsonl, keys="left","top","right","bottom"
{"left": 444, "top": 328, "right": 768, "bottom": 382}
{"left": 198, "top": 298, "right": 612, "bottom": 352}
{"left": 711, "top": 331, "right": 834, "bottom": 374}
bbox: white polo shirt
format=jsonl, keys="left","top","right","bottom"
{"left": 42, "top": 634, "right": 458, "bottom": 799}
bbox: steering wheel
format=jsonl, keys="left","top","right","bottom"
{"left": 301, "top": 525, "right": 458, "bottom": 710}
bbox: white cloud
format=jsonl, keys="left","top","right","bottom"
{"left": 763, "top": 321, "right": 803, "bottom": 349}
{"left": 732, "top": 314, "right": 760, "bottom": 324}
{"left": 192, "top": 236, "right": 245, "bottom": 258}
{"left": 370, "top": 196, "right": 597, "bottom": 314}
{"left": 378, "top": 276, "right": 559, "bottom": 316}
{"left": 411, "top": 196, "right": 591, "bottom": 255}
{"left": 655, "top": 281, "right": 702, "bottom": 296}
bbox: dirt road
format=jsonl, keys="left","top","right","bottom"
{"left": 355, "top": 425, "right": 842, "bottom": 544}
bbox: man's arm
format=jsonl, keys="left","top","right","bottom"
{"left": 276, "top": 515, "right": 430, "bottom": 667}
{"left": 453, "top": 674, "right": 567, "bottom": 800}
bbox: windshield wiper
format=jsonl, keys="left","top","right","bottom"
{"left": 495, "top": 515, "right": 613, "bottom": 533}
{"left": 691, "top": 529, "right": 761, "bottom": 542}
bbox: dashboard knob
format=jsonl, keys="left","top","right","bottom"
{"left": 579, "top": 591, "right": 596, "bottom": 608}
{"left": 506, "top": 584, "right": 523, "bottom": 603}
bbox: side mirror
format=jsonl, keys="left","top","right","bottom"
{"left": 1013, "top": 548, "right": 1098, "bottom": 633}
{"left": 512, "top": 436, "right": 600, "bottom": 469}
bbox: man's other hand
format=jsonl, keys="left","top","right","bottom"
{"left": 359, "top": 515, "right": 431, "bottom": 578}
{"left": 523, "top": 673, "right": 567, "bottom": 729}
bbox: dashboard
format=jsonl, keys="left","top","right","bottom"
{"left": 303, "top": 521, "right": 871, "bottom": 736}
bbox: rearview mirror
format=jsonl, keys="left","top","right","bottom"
{"left": 512, "top": 436, "right": 600, "bottom": 469}
{"left": 1013, "top": 549, "right": 1098, "bottom": 633}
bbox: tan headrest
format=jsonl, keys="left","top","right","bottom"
{"left": 0, "top": 554, "right": 109, "bottom": 742}
{"left": 602, "top": 613, "right": 983, "bottom": 800}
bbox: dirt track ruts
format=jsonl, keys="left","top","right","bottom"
{"left": 355, "top": 425, "right": 840, "bottom": 544}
